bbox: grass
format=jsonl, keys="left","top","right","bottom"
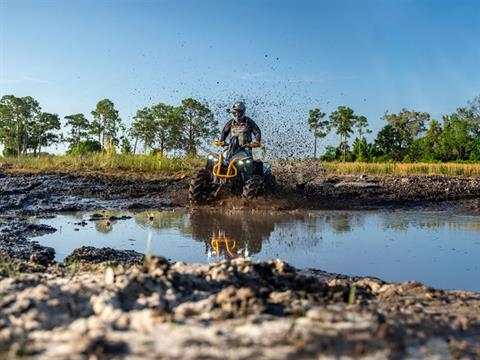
{"left": 1, "top": 155, "right": 480, "bottom": 177}
{"left": 322, "top": 162, "right": 480, "bottom": 177}
{"left": 0, "top": 153, "right": 203, "bottom": 178}
{"left": 0, "top": 258, "right": 23, "bottom": 277}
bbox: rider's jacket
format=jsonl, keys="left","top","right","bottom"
{"left": 220, "top": 116, "right": 262, "bottom": 146}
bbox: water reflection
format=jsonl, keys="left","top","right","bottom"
{"left": 210, "top": 235, "right": 237, "bottom": 258}
{"left": 34, "top": 209, "right": 480, "bottom": 291}
{"left": 68, "top": 210, "right": 480, "bottom": 262}
{"left": 95, "top": 219, "right": 114, "bottom": 233}
{"left": 188, "top": 211, "right": 287, "bottom": 257}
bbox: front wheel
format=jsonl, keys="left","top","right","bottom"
{"left": 189, "top": 170, "right": 211, "bottom": 205}
{"left": 242, "top": 175, "right": 264, "bottom": 200}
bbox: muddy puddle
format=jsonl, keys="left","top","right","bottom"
{"left": 30, "top": 209, "right": 480, "bottom": 291}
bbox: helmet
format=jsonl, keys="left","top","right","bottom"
{"left": 227, "top": 101, "right": 246, "bottom": 120}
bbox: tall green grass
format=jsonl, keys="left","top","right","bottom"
{"left": 0, "top": 154, "right": 203, "bottom": 177}
{"left": 1, "top": 156, "right": 480, "bottom": 177}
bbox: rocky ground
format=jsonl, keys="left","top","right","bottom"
{"left": 1, "top": 257, "right": 480, "bottom": 359}
{"left": 1, "top": 168, "right": 480, "bottom": 358}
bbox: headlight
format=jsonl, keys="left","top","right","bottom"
{"left": 238, "top": 160, "right": 245, "bottom": 166}
{"left": 208, "top": 154, "right": 214, "bottom": 160}
{"left": 246, "top": 159, "right": 252, "bottom": 164}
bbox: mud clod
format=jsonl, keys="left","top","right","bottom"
{"left": 0, "top": 258, "right": 479, "bottom": 358}
{"left": 64, "top": 246, "right": 144, "bottom": 266}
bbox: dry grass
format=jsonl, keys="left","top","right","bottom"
{"left": 322, "top": 162, "right": 480, "bottom": 177}
{"left": 1, "top": 156, "right": 480, "bottom": 178}
{"left": 0, "top": 154, "right": 203, "bottom": 178}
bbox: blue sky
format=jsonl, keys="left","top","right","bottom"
{"left": 1, "top": 0, "right": 479, "bottom": 155}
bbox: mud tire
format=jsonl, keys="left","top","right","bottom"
{"left": 189, "top": 170, "right": 211, "bottom": 205}
{"left": 242, "top": 175, "right": 265, "bottom": 199}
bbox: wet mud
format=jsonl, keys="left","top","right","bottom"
{"left": 1, "top": 170, "right": 480, "bottom": 358}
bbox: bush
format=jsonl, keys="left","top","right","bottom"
{"left": 2, "top": 148, "right": 17, "bottom": 157}
{"left": 67, "top": 140, "right": 102, "bottom": 156}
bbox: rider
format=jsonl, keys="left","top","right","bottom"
{"left": 218, "top": 101, "right": 261, "bottom": 156}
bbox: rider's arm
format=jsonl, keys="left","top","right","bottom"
{"left": 249, "top": 118, "right": 262, "bottom": 143}
{"left": 220, "top": 119, "right": 233, "bottom": 142}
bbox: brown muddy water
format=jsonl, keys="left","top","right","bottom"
{"left": 30, "top": 209, "right": 480, "bottom": 291}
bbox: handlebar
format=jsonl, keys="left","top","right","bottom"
{"left": 213, "top": 140, "right": 261, "bottom": 148}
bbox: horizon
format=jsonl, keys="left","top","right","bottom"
{"left": 1, "top": 0, "right": 480, "bottom": 155}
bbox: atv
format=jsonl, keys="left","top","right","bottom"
{"left": 189, "top": 139, "right": 275, "bottom": 205}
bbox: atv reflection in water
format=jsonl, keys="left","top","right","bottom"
{"left": 32, "top": 209, "right": 480, "bottom": 291}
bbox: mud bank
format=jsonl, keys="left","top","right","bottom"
{"left": 272, "top": 161, "right": 480, "bottom": 206}
{"left": 1, "top": 169, "right": 480, "bottom": 213}
{"left": 0, "top": 173, "right": 187, "bottom": 215}
{"left": 1, "top": 257, "right": 480, "bottom": 359}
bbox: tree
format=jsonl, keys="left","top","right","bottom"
{"left": 152, "top": 102, "right": 179, "bottom": 157}
{"left": 90, "top": 99, "right": 122, "bottom": 151}
{"left": 307, "top": 108, "right": 328, "bottom": 159}
{"left": 466, "top": 95, "right": 480, "bottom": 137}
{"left": 329, "top": 106, "right": 356, "bottom": 162}
{"left": 131, "top": 107, "right": 157, "bottom": 153}
{"left": 373, "top": 124, "right": 403, "bottom": 160}
{"left": 65, "top": 113, "right": 91, "bottom": 148}
{"left": 178, "top": 98, "right": 218, "bottom": 155}
{"left": 29, "top": 112, "right": 61, "bottom": 155}
{"left": 353, "top": 115, "right": 371, "bottom": 161}
{"left": 437, "top": 114, "right": 472, "bottom": 161}
{"left": 0, "top": 95, "right": 41, "bottom": 156}
{"left": 120, "top": 136, "right": 132, "bottom": 154}
{"left": 420, "top": 119, "right": 443, "bottom": 161}
{"left": 382, "top": 109, "right": 429, "bottom": 159}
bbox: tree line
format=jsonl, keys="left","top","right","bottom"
{"left": 1, "top": 93, "right": 479, "bottom": 162}
{"left": 0, "top": 95, "right": 218, "bottom": 156}
{"left": 308, "top": 96, "right": 480, "bottom": 162}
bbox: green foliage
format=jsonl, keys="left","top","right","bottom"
{"left": 152, "top": 102, "right": 180, "bottom": 156}
{"left": 311, "top": 96, "right": 480, "bottom": 163}
{"left": 0, "top": 95, "right": 60, "bottom": 156}
{"left": 64, "top": 113, "right": 91, "bottom": 147}
{"left": 373, "top": 124, "right": 403, "bottom": 160}
{"left": 0, "top": 153, "right": 202, "bottom": 176}
{"left": 131, "top": 107, "right": 157, "bottom": 153}
{"left": 178, "top": 98, "right": 218, "bottom": 155}
{"left": 127, "top": 99, "right": 216, "bottom": 156}
{"left": 329, "top": 106, "right": 357, "bottom": 162}
{"left": 29, "top": 112, "right": 62, "bottom": 155}
{"left": 91, "top": 99, "right": 122, "bottom": 151}
{"left": 120, "top": 136, "right": 132, "bottom": 154}
{"left": 67, "top": 140, "right": 102, "bottom": 156}
{"left": 348, "top": 285, "right": 356, "bottom": 305}
{"left": 307, "top": 108, "right": 328, "bottom": 158}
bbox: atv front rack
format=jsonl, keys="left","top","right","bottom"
{"left": 212, "top": 153, "right": 248, "bottom": 179}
